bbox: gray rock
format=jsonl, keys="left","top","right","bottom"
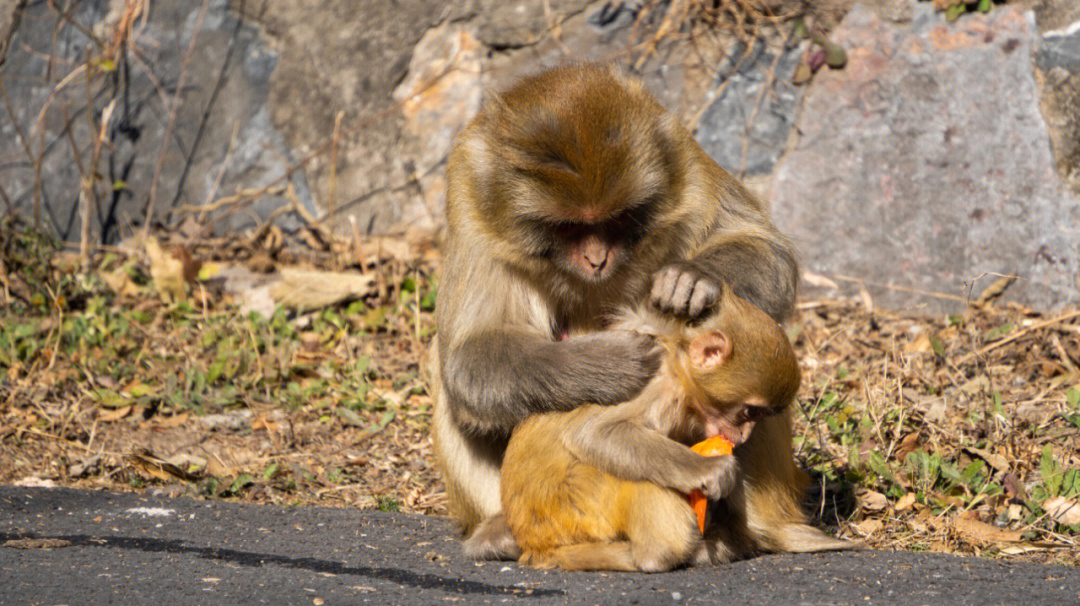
{"left": 472, "top": 0, "right": 591, "bottom": 49}
{"left": 1029, "top": 0, "right": 1080, "bottom": 33}
{"left": 1037, "top": 19, "right": 1080, "bottom": 71}
{"left": 1036, "top": 18, "right": 1080, "bottom": 195}
{"left": 770, "top": 3, "right": 1080, "bottom": 312}
{"left": 0, "top": 0, "right": 309, "bottom": 241}
{"left": 0, "top": 0, "right": 24, "bottom": 65}
{"left": 696, "top": 40, "right": 806, "bottom": 176}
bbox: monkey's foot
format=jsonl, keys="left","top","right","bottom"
{"left": 462, "top": 514, "right": 522, "bottom": 561}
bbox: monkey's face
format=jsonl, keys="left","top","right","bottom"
{"left": 697, "top": 395, "right": 776, "bottom": 446}
{"left": 542, "top": 209, "right": 652, "bottom": 282}
{"left": 467, "top": 64, "right": 685, "bottom": 285}
{"left": 686, "top": 328, "right": 797, "bottom": 445}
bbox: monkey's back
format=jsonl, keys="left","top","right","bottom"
{"left": 501, "top": 410, "right": 640, "bottom": 555}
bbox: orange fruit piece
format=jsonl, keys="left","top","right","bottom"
{"left": 690, "top": 435, "right": 735, "bottom": 457}
{"left": 686, "top": 435, "right": 734, "bottom": 534}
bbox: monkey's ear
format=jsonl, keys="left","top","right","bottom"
{"left": 689, "top": 330, "right": 731, "bottom": 370}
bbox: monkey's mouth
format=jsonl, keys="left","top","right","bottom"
{"left": 695, "top": 407, "right": 742, "bottom": 446}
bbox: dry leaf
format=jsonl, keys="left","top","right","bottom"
{"left": 858, "top": 284, "right": 873, "bottom": 312}
{"left": 154, "top": 412, "right": 189, "bottom": 429}
{"left": 270, "top": 267, "right": 375, "bottom": 309}
{"left": 894, "top": 432, "right": 922, "bottom": 461}
{"left": 853, "top": 518, "right": 883, "bottom": 536}
{"left": 1042, "top": 496, "right": 1080, "bottom": 526}
{"left": 1007, "top": 503, "right": 1024, "bottom": 521}
{"left": 999, "top": 544, "right": 1057, "bottom": 555}
{"left": 145, "top": 237, "right": 187, "bottom": 303}
{"left": 857, "top": 489, "right": 888, "bottom": 512}
{"left": 98, "top": 405, "right": 133, "bottom": 422}
{"left": 68, "top": 454, "right": 102, "bottom": 478}
{"left": 976, "top": 275, "right": 1017, "bottom": 306}
{"left": 895, "top": 492, "right": 917, "bottom": 512}
{"left": 952, "top": 518, "right": 1023, "bottom": 544}
{"left": 958, "top": 375, "right": 990, "bottom": 396}
{"left": 962, "top": 446, "right": 1009, "bottom": 473}
{"left": 100, "top": 268, "right": 141, "bottom": 298}
{"left": 204, "top": 455, "right": 238, "bottom": 479}
{"left": 792, "top": 61, "right": 813, "bottom": 85}
{"left": 252, "top": 414, "right": 281, "bottom": 433}
{"left": 904, "top": 333, "right": 932, "bottom": 353}
{"left": 128, "top": 448, "right": 199, "bottom": 482}
{"left": 802, "top": 270, "right": 838, "bottom": 289}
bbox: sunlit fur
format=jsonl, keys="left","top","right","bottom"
{"left": 432, "top": 62, "right": 800, "bottom": 544}
{"left": 501, "top": 295, "right": 849, "bottom": 572}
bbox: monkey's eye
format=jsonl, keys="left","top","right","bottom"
{"left": 741, "top": 406, "right": 769, "bottom": 423}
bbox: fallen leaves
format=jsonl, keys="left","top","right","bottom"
{"left": 857, "top": 489, "right": 889, "bottom": 513}
{"left": 952, "top": 517, "right": 1023, "bottom": 545}
{"left": 2, "top": 217, "right": 1078, "bottom": 566}
{"left": 795, "top": 298, "right": 1080, "bottom": 563}
{"left": 1043, "top": 496, "right": 1080, "bottom": 527}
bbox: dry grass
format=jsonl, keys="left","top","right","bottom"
{"left": 1, "top": 220, "right": 1077, "bottom": 566}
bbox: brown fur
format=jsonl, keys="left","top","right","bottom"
{"left": 432, "top": 63, "right": 800, "bottom": 554}
{"left": 501, "top": 295, "right": 848, "bottom": 572}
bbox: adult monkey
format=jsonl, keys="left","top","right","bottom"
{"left": 431, "top": 63, "right": 799, "bottom": 559}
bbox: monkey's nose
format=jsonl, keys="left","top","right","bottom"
{"left": 580, "top": 236, "right": 611, "bottom": 271}
{"left": 584, "top": 249, "right": 608, "bottom": 270}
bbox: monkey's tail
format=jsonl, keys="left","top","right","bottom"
{"left": 766, "top": 523, "right": 859, "bottom": 554}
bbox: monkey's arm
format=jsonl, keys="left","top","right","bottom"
{"left": 653, "top": 228, "right": 798, "bottom": 323}
{"left": 441, "top": 330, "right": 659, "bottom": 435}
{"left": 560, "top": 404, "right": 737, "bottom": 500}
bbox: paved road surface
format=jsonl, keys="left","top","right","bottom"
{"left": 1, "top": 487, "right": 1077, "bottom": 605}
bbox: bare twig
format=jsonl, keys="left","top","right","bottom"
{"left": 79, "top": 99, "right": 117, "bottom": 271}
{"left": 827, "top": 273, "right": 969, "bottom": 304}
{"left": 143, "top": 0, "right": 210, "bottom": 238}
{"left": 955, "top": 310, "right": 1080, "bottom": 365}
{"left": 198, "top": 122, "right": 241, "bottom": 226}
{"left": 326, "top": 110, "right": 345, "bottom": 228}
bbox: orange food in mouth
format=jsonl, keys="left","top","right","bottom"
{"left": 686, "top": 435, "right": 735, "bottom": 534}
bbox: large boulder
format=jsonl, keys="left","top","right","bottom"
{"left": 0, "top": 0, "right": 305, "bottom": 241}
{"left": 769, "top": 4, "right": 1080, "bottom": 311}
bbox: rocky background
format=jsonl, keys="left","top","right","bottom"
{"left": 1, "top": 0, "right": 1078, "bottom": 312}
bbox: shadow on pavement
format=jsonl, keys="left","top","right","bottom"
{"left": 0, "top": 532, "right": 563, "bottom": 599}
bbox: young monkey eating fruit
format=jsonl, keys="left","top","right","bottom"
{"left": 500, "top": 287, "right": 847, "bottom": 572}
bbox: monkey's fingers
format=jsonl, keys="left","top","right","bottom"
{"left": 671, "top": 272, "right": 696, "bottom": 313}
{"left": 686, "top": 279, "right": 720, "bottom": 318}
{"left": 650, "top": 266, "right": 691, "bottom": 314}
{"left": 650, "top": 266, "right": 679, "bottom": 309}
{"left": 651, "top": 265, "right": 720, "bottom": 318}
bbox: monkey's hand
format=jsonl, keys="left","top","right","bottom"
{"left": 650, "top": 263, "right": 722, "bottom": 319}
{"left": 673, "top": 453, "right": 739, "bottom": 501}
{"left": 561, "top": 330, "right": 661, "bottom": 406}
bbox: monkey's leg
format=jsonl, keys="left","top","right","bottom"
{"left": 625, "top": 485, "right": 701, "bottom": 572}
{"left": 527, "top": 543, "right": 638, "bottom": 572}
{"left": 693, "top": 487, "right": 757, "bottom": 566}
{"left": 432, "top": 392, "right": 504, "bottom": 533}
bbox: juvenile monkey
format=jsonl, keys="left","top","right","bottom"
{"left": 500, "top": 292, "right": 849, "bottom": 571}
{"left": 432, "top": 62, "right": 800, "bottom": 558}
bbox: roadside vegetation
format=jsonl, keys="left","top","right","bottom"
{"left": 1, "top": 218, "right": 1077, "bottom": 565}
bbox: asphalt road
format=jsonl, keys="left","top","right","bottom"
{"left": 1, "top": 487, "right": 1077, "bottom": 606}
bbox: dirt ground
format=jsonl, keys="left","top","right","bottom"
{"left": 1, "top": 222, "right": 1077, "bottom": 566}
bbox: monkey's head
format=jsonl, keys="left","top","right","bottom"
{"left": 675, "top": 293, "right": 800, "bottom": 446}
{"left": 455, "top": 63, "right": 689, "bottom": 285}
